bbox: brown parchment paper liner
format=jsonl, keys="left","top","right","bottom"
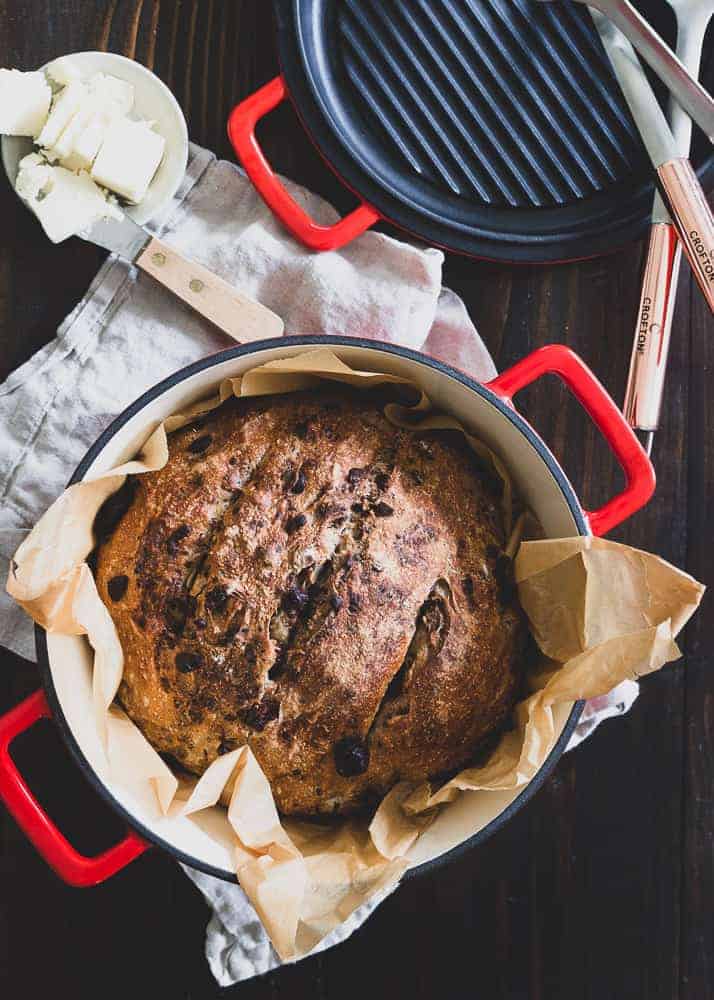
{"left": 6, "top": 348, "right": 704, "bottom": 960}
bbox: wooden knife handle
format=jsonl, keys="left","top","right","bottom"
{"left": 657, "top": 158, "right": 714, "bottom": 316}
{"left": 136, "top": 236, "right": 284, "bottom": 343}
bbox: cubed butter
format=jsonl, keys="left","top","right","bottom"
{"left": 46, "top": 57, "right": 82, "bottom": 88}
{"left": 91, "top": 118, "right": 165, "bottom": 203}
{"left": 45, "top": 73, "right": 135, "bottom": 171}
{"left": 87, "top": 72, "right": 134, "bottom": 116}
{"left": 0, "top": 68, "right": 51, "bottom": 137}
{"left": 56, "top": 111, "right": 108, "bottom": 171}
{"left": 15, "top": 153, "right": 122, "bottom": 243}
{"left": 36, "top": 79, "right": 87, "bottom": 148}
{"left": 46, "top": 104, "right": 94, "bottom": 164}
{"left": 14, "top": 152, "right": 51, "bottom": 199}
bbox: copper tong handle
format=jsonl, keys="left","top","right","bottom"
{"left": 657, "top": 159, "right": 714, "bottom": 312}
{"left": 623, "top": 222, "right": 681, "bottom": 432}
{"left": 625, "top": 159, "right": 714, "bottom": 435}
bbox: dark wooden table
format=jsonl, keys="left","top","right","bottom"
{"left": 0, "top": 3, "right": 712, "bottom": 998}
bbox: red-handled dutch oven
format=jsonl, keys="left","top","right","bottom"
{"left": 0, "top": 338, "right": 655, "bottom": 887}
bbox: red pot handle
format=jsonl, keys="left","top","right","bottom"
{"left": 0, "top": 689, "right": 149, "bottom": 886}
{"left": 485, "top": 345, "right": 655, "bottom": 536}
{"left": 227, "top": 75, "right": 380, "bottom": 251}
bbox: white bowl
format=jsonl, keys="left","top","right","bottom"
{"left": 1, "top": 51, "right": 188, "bottom": 226}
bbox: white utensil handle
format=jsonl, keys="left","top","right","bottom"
{"left": 599, "top": 0, "right": 714, "bottom": 142}
{"left": 136, "top": 236, "right": 284, "bottom": 343}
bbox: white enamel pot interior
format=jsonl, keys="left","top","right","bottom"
{"left": 37, "top": 336, "right": 591, "bottom": 883}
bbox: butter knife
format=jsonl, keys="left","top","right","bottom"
{"left": 84, "top": 214, "right": 283, "bottom": 344}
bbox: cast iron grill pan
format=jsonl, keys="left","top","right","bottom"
{"left": 274, "top": 0, "right": 714, "bottom": 261}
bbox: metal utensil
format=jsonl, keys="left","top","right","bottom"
{"left": 5, "top": 182, "right": 285, "bottom": 347}
{"left": 592, "top": 11, "right": 714, "bottom": 319}
{"left": 537, "top": 0, "right": 714, "bottom": 141}
{"left": 83, "top": 215, "right": 284, "bottom": 343}
{"left": 624, "top": 0, "right": 714, "bottom": 452}
{"left": 1, "top": 51, "right": 284, "bottom": 345}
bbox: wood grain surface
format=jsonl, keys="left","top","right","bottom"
{"left": 0, "top": 2, "right": 712, "bottom": 998}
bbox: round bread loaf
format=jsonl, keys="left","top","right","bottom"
{"left": 94, "top": 387, "right": 526, "bottom": 816}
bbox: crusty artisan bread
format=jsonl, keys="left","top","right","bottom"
{"left": 95, "top": 387, "right": 525, "bottom": 816}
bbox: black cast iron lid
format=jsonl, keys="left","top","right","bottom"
{"left": 274, "top": 0, "right": 714, "bottom": 261}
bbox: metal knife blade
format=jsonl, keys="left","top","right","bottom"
{"left": 85, "top": 212, "right": 152, "bottom": 261}
{"left": 591, "top": 8, "right": 678, "bottom": 169}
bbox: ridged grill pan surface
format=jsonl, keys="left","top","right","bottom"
{"left": 274, "top": 0, "right": 714, "bottom": 261}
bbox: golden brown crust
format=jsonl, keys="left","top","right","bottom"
{"left": 95, "top": 388, "right": 525, "bottom": 816}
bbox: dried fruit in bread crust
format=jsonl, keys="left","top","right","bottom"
{"left": 94, "top": 388, "right": 526, "bottom": 816}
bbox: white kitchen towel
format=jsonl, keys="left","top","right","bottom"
{"left": 0, "top": 143, "right": 637, "bottom": 986}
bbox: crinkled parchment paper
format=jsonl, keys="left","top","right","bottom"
{"left": 7, "top": 348, "right": 704, "bottom": 959}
